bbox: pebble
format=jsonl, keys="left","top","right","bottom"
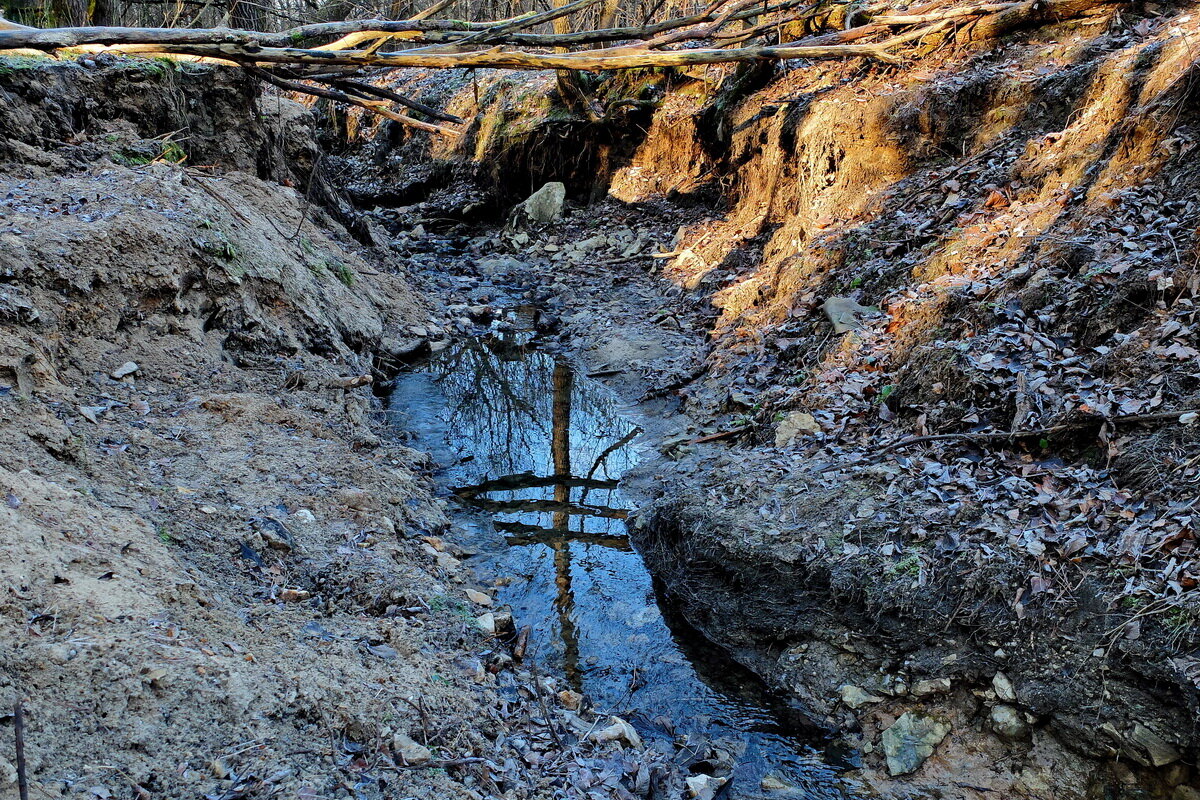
{"left": 911, "top": 677, "right": 952, "bottom": 697}
{"left": 465, "top": 589, "right": 492, "bottom": 606}
{"left": 590, "top": 716, "right": 642, "bottom": 749}
{"left": 839, "top": 684, "right": 884, "bottom": 709}
{"left": 391, "top": 732, "right": 432, "bottom": 765}
{"left": 990, "top": 704, "right": 1029, "bottom": 740}
{"left": 111, "top": 361, "right": 139, "bottom": 379}
{"left": 992, "top": 671, "right": 1017, "bottom": 702}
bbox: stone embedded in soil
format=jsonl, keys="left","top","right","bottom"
{"left": 839, "top": 684, "right": 884, "bottom": 709}
{"left": 392, "top": 733, "right": 432, "bottom": 765}
{"left": 992, "top": 671, "right": 1017, "bottom": 702}
{"left": 1131, "top": 723, "right": 1181, "bottom": 767}
{"left": 110, "top": 361, "right": 139, "bottom": 379}
{"left": 990, "top": 704, "right": 1030, "bottom": 741}
{"left": 255, "top": 517, "right": 296, "bottom": 551}
{"left": 881, "top": 711, "right": 951, "bottom": 776}
{"left": 775, "top": 410, "right": 821, "bottom": 447}
{"left": 910, "top": 677, "right": 951, "bottom": 697}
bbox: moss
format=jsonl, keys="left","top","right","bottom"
{"left": 0, "top": 54, "right": 52, "bottom": 76}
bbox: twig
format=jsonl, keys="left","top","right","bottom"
{"left": 14, "top": 698, "right": 29, "bottom": 800}
{"left": 878, "top": 408, "right": 1200, "bottom": 455}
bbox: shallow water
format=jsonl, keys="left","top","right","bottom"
{"left": 387, "top": 332, "right": 858, "bottom": 798}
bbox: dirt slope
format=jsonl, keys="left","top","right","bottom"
{"left": 0, "top": 61, "right": 688, "bottom": 800}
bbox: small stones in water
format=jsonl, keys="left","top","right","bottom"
{"left": 760, "top": 775, "right": 792, "bottom": 792}
{"left": 838, "top": 684, "right": 884, "bottom": 710}
{"left": 881, "top": 711, "right": 950, "bottom": 776}
{"left": 111, "top": 361, "right": 139, "bottom": 379}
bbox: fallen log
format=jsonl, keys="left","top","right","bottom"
{"left": 0, "top": 0, "right": 1121, "bottom": 135}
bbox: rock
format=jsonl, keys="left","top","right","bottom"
{"left": 575, "top": 234, "right": 608, "bottom": 252}
{"left": 590, "top": 716, "right": 642, "bottom": 749}
{"left": 685, "top": 774, "right": 726, "bottom": 798}
{"left": 822, "top": 297, "right": 879, "bottom": 334}
{"left": 465, "top": 589, "right": 492, "bottom": 606}
{"left": 520, "top": 182, "right": 566, "bottom": 224}
{"left": 1132, "top": 723, "right": 1181, "bottom": 767}
{"left": 475, "top": 612, "right": 495, "bottom": 634}
{"left": 1173, "top": 787, "right": 1200, "bottom": 800}
{"left": 992, "top": 671, "right": 1017, "bottom": 702}
{"left": 391, "top": 733, "right": 432, "bottom": 765}
{"left": 911, "top": 678, "right": 952, "bottom": 697}
{"left": 881, "top": 711, "right": 951, "bottom": 776}
{"left": 291, "top": 509, "right": 316, "bottom": 524}
{"left": 990, "top": 704, "right": 1029, "bottom": 741}
{"left": 254, "top": 517, "right": 296, "bottom": 552}
{"left": 839, "top": 685, "right": 884, "bottom": 710}
{"left": 775, "top": 410, "right": 821, "bottom": 447}
{"left": 558, "top": 690, "right": 582, "bottom": 710}
{"left": 760, "top": 775, "right": 792, "bottom": 792}
{"left": 466, "top": 304, "right": 494, "bottom": 322}
{"left": 111, "top": 361, "right": 139, "bottom": 379}
{"left": 279, "top": 588, "right": 310, "bottom": 603}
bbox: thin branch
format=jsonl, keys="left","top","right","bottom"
{"left": 247, "top": 66, "right": 460, "bottom": 134}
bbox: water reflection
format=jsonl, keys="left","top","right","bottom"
{"left": 388, "top": 333, "right": 858, "bottom": 798}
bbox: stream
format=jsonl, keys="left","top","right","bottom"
{"left": 387, "top": 325, "right": 860, "bottom": 799}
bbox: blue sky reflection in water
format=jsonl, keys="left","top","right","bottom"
{"left": 387, "top": 335, "right": 858, "bottom": 797}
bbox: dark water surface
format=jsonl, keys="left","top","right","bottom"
{"left": 387, "top": 332, "right": 857, "bottom": 798}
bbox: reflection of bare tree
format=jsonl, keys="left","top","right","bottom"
{"left": 409, "top": 336, "right": 645, "bottom": 689}
{"left": 550, "top": 361, "right": 579, "bottom": 689}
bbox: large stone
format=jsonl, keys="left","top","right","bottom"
{"left": 881, "top": 712, "right": 951, "bottom": 776}
{"left": 521, "top": 182, "right": 566, "bottom": 224}
{"left": 990, "top": 704, "right": 1030, "bottom": 741}
{"left": 1131, "top": 723, "right": 1181, "bottom": 767}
